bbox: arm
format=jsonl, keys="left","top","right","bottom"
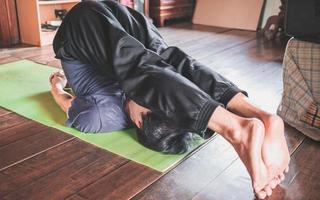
{"left": 159, "top": 46, "right": 247, "bottom": 107}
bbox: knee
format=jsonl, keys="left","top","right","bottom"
{"left": 73, "top": 121, "right": 102, "bottom": 134}
{"left": 68, "top": 108, "right": 102, "bottom": 133}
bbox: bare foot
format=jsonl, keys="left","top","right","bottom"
{"left": 49, "top": 70, "right": 74, "bottom": 113}
{"left": 49, "top": 70, "right": 67, "bottom": 92}
{"left": 261, "top": 115, "right": 290, "bottom": 184}
{"left": 230, "top": 119, "right": 269, "bottom": 199}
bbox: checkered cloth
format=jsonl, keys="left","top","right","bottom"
{"left": 278, "top": 38, "right": 320, "bottom": 141}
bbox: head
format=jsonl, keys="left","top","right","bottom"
{"left": 136, "top": 112, "right": 200, "bottom": 154}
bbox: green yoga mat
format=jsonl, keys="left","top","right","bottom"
{"left": 0, "top": 60, "right": 213, "bottom": 172}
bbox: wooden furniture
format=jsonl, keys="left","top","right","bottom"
{"left": 149, "top": 0, "right": 195, "bottom": 26}
{"left": 144, "top": 0, "right": 150, "bottom": 17}
{"left": 0, "top": 0, "right": 20, "bottom": 47}
{"left": 16, "top": 0, "right": 80, "bottom": 46}
{"left": 120, "top": 0, "right": 134, "bottom": 8}
{"left": 119, "top": 0, "right": 150, "bottom": 17}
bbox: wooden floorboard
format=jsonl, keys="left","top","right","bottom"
{"left": 1, "top": 139, "right": 130, "bottom": 200}
{"left": 0, "top": 112, "right": 29, "bottom": 132}
{"left": 76, "top": 162, "right": 161, "bottom": 200}
{"left": 9, "top": 45, "right": 53, "bottom": 59}
{"left": 0, "top": 139, "right": 97, "bottom": 196}
{"left": 0, "top": 124, "right": 73, "bottom": 170}
{"left": 132, "top": 136, "right": 239, "bottom": 200}
{"left": 0, "top": 56, "right": 20, "bottom": 65}
{"left": 183, "top": 30, "right": 257, "bottom": 60}
{"left": 65, "top": 194, "right": 86, "bottom": 200}
{"left": 161, "top": 24, "right": 230, "bottom": 48}
{"left": 0, "top": 23, "right": 318, "bottom": 200}
{"left": 0, "top": 107, "right": 11, "bottom": 116}
{"left": 0, "top": 120, "right": 47, "bottom": 147}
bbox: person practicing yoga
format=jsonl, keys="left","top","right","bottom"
{"left": 51, "top": 1, "right": 290, "bottom": 199}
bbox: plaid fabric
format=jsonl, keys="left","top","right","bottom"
{"left": 278, "top": 38, "right": 320, "bottom": 141}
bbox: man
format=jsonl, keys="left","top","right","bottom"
{"left": 51, "top": 1, "right": 290, "bottom": 199}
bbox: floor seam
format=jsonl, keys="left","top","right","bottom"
{"left": 0, "top": 137, "right": 76, "bottom": 172}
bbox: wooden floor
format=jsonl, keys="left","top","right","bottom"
{"left": 0, "top": 23, "right": 319, "bottom": 200}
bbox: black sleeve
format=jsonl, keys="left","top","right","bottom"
{"left": 159, "top": 46, "right": 248, "bottom": 107}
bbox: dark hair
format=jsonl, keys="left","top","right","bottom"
{"left": 136, "top": 113, "right": 199, "bottom": 154}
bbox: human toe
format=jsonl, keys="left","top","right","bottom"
{"left": 269, "top": 177, "right": 279, "bottom": 189}
{"left": 256, "top": 190, "right": 267, "bottom": 199}
{"left": 285, "top": 165, "right": 289, "bottom": 173}
{"left": 263, "top": 185, "right": 273, "bottom": 197}
{"left": 279, "top": 173, "right": 285, "bottom": 181}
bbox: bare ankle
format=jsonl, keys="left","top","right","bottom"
{"left": 263, "top": 114, "right": 283, "bottom": 125}
{"left": 207, "top": 107, "right": 240, "bottom": 141}
{"left": 236, "top": 118, "right": 265, "bottom": 143}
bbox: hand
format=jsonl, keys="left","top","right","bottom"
{"left": 126, "top": 100, "right": 151, "bottom": 129}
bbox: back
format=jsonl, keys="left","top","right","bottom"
{"left": 285, "top": 0, "right": 320, "bottom": 43}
